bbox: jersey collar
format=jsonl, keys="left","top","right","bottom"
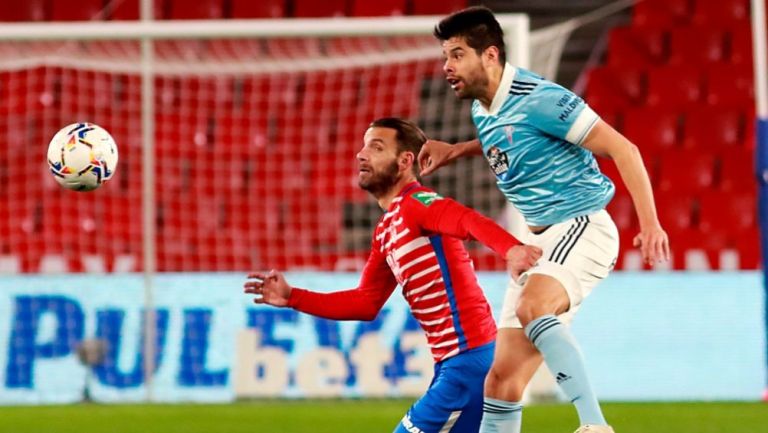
{"left": 483, "top": 62, "right": 516, "bottom": 116}
{"left": 398, "top": 181, "right": 421, "bottom": 198}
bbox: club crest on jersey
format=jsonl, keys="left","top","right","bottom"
{"left": 486, "top": 145, "right": 509, "bottom": 176}
{"left": 411, "top": 191, "right": 442, "bottom": 206}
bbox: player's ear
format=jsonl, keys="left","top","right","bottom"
{"left": 483, "top": 45, "right": 500, "bottom": 65}
{"left": 400, "top": 151, "right": 415, "bottom": 171}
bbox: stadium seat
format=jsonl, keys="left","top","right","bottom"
{"left": 622, "top": 108, "right": 680, "bottom": 152}
{"left": 669, "top": 27, "right": 726, "bottom": 65}
{"left": 293, "top": 0, "right": 347, "bottom": 17}
{"left": 606, "top": 26, "right": 668, "bottom": 68}
{"left": 411, "top": 0, "right": 468, "bottom": 15}
{"left": 706, "top": 62, "right": 754, "bottom": 108}
{"left": 656, "top": 193, "right": 695, "bottom": 232}
{"left": 108, "top": 0, "right": 164, "bottom": 20}
{"left": 167, "top": 0, "right": 224, "bottom": 19}
{"left": 646, "top": 65, "right": 703, "bottom": 109}
{"left": 692, "top": 0, "right": 749, "bottom": 25}
{"left": 0, "top": 0, "right": 47, "bottom": 21}
{"left": 656, "top": 150, "right": 715, "bottom": 193}
{"left": 682, "top": 107, "right": 744, "bottom": 150}
{"left": 718, "top": 148, "right": 756, "bottom": 193}
{"left": 351, "top": 0, "right": 406, "bottom": 16}
{"left": 670, "top": 227, "right": 734, "bottom": 270}
{"left": 632, "top": 0, "right": 692, "bottom": 27}
{"left": 51, "top": 0, "right": 104, "bottom": 21}
{"left": 735, "top": 227, "right": 760, "bottom": 269}
{"left": 606, "top": 193, "right": 636, "bottom": 232}
{"left": 584, "top": 66, "right": 645, "bottom": 112}
{"left": 698, "top": 191, "right": 756, "bottom": 233}
{"left": 230, "top": 0, "right": 286, "bottom": 18}
{"left": 729, "top": 26, "right": 754, "bottom": 65}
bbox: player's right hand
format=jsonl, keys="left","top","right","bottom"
{"left": 244, "top": 270, "right": 292, "bottom": 307}
{"left": 418, "top": 139, "right": 455, "bottom": 176}
{"left": 505, "top": 245, "right": 543, "bottom": 280}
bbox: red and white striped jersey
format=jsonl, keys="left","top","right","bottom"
{"left": 288, "top": 182, "right": 519, "bottom": 362}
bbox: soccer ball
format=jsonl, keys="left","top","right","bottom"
{"left": 47, "top": 122, "right": 118, "bottom": 191}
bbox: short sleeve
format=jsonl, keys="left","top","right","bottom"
{"left": 526, "top": 82, "right": 600, "bottom": 146}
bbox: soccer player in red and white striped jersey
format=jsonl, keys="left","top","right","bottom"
{"left": 244, "top": 118, "right": 541, "bottom": 433}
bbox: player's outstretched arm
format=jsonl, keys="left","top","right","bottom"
{"left": 244, "top": 270, "right": 291, "bottom": 307}
{"left": 243, "top": 252, "right": 397, "bottom": 321}
{"left": 581, "top": 120, "right": 670, "bottom": 265}
{"left": 418, "top": 138, "right": 483, "bottom": 176}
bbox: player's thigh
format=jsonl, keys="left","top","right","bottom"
{"left": 394, "top": 351, "right": 491, "bottom": 433}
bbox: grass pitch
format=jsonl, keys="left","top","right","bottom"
{"left": 0, "top": 400, "right": 765, "bottom": 433}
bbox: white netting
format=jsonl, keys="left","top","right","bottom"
{"left": 0, "top": 33, "right": 520, "bottom": 273}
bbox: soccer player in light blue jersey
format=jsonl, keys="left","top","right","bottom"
{"left": 418, "top": 7, "right": 670, "bottom": 433}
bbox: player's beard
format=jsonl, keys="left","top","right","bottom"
{"left": 359, "top": 159, "right": 400, "bottom": 198}
{"left": 455, "top": 66, "right": 490, "bottom": 100}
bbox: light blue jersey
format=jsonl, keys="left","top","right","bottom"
{"left": 471, "top": 65, "right": 615, "bottom": 226}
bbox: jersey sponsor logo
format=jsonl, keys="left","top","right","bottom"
{"left": 486, "top": 145, "right": 509, "bottom": 176}
{"left": 556, "top": 93, "right": 582, "bottom": 122}
{"left": 411, "top": 191, "right": 443, "bottom": 207}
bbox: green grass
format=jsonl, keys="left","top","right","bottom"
{"left": 0, "top": 400, "right": 765, "bottom": 433}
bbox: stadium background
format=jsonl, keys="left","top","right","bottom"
{"left": 0, "top": 0, "right": 766, "bottom": 432}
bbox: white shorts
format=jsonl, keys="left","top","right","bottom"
{"left": 498, "top": 209, "right": 619, "bottom": 329}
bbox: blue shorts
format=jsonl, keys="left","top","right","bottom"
{"left": 393, "top": 342, "right": 494, "bottom": 433}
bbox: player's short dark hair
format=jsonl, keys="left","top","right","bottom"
{"left": 369, "top": 117, "right": 427, "bottom": 173}
{"left": 433, "top": 6, "right": 506, "bottom": 65}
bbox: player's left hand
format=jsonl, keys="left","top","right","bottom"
{"left": 244, "top": 270, "right": 292, "bottom": 307}
{"left": 633, "top": 225, "right": 670, "bottom": 265}
{"left": 505, "top": 244, "right": 543, "bottom": 280}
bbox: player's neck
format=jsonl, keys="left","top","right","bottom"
{"left": 377, "top": 176, "right": 417, "bottom": 210}
{"left": 479, "top": 63, "right": 505, "bottom": 109}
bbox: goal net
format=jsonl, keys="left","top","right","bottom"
{"left": 0, "top": 17, "right": 530, "bottom": 274}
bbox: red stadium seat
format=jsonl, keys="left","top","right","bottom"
{"left": 351, "top": 0, "right": 406, "bottom": 16}
{"left": 693, "top": 0, "right": 749, "bottom": 25}
{"left": 735, "top": 227, "right": 760, "bottom": 269}
{"left": 718, "top": 148, "right": 756, "bottom": 193}
{"left": 606, "top": 193, "right": 636, "bottom": 232}
{"left": 729, "top": 26, "right": 754, "bottom": 65}
{"left": 108, "top": 0, "right": 164, "bottom": 20}
{"left": 51, "top": 0, "right": 104, "bottom": 21}
{"left": 656, "top": 150, "right": 716, "bottom": 193}
{"left": 682, "top": 107, "right": 744, "bottom": 150}
{"left": 0, "top": 0, "right": 47, "bottom": 21}
{"left": 293, "top": 0, "right": 347, "bottom": 17}
{"left": 606, "top": 26, "right": 668, "bottom": 68}
{"left": 411, "top": 0, "right": 468, "bottom": 15}
{"left": 656, "top": 193, "right": 695, "bottom": 232}
{"left": 646, "top": 66, "right": 703, "bottom": 109}
{"left": 669, "top": 27, "right": 726, "bottom": 65}
{"left": 584, "top": 66, "right": 645, "bottom": 112}
{"left": 698, "top": 191, "right": 756, "bottom": 232}
{"left": 622, "top": 108, "right": 680, "bottom": 152}
{"left": 230, "top": 0, "right": 286, "bottom": 18}
{"left": 632, "top": 0, "right": 693, "bottom": 27}
{"left": 706, "top": 62, "right": 754, "bottom": 108}
{"left": 167, "top": 0, "right": 224, "bottom": 19}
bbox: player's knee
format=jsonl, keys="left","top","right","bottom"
{"left": 515, "top": 298, "right": 544, "bottom": 327}
{"left": 485, "top": 363, "right": 526, "bottom": 401}
{"left": 516, "top": 291, "right": 570, "bottom": 326}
